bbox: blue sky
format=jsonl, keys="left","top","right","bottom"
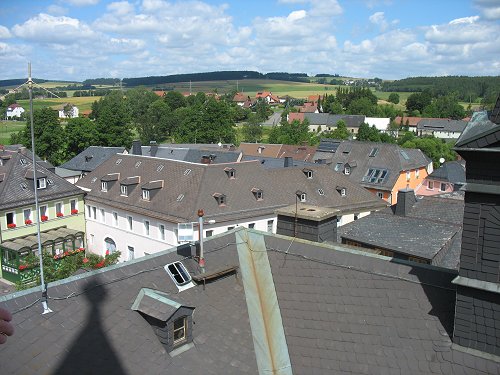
{"left": 0, "top": 0, "right": 499, "bottom": 81}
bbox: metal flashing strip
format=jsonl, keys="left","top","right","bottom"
{"left": 452, "top": 275, "right": 500, "bottom": 294}
{"left": 236, "top": 230, "right": 293, "bottom": 375}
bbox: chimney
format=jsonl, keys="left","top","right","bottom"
{"left": 394, "top": 188, "right": 416, "bottom": 216}
{"left": 132, "top": 140, "right": 142, "bottom": 155}
{"left": 201, "top": 155, "right": 211, "bottom": 164}
{"left": 284, "top": 156, "right": 293, "bottom": 168}
{"left": 149, "top": 141, "right": 158, "bottom": 157}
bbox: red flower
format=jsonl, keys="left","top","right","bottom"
{"left": 83, "top": 257, "right": 89, "bottom": 264}
{"left": 71, "top": 209, "right": 78, "bottom": 215}
{"left": 53, "top": 255, "right": 58, "bottom": 260}
{"left": 105, "top": 250, "right": 110, "bottom": 256}
{"left": 94, "top": 260, "right": 105, "bottom": 269}
{"left": 25, "top": 219, "right": 32, "bottom": 225}
{"left": 41, "top": 215, "right": 48, "bottom": 222}
{"left": 78, "top": 247, "right": 85, "bottom": 252}
{"left": 18, "top": 264, "right": 27, "bottom": 270}
{"left": 63, "top": 251, "right": 69, "bottom": 256}
{"left": 56, "top": 212, "right": 64, "bottom": 217}
{"left": 7, "top": 223, "right": 16, "bottom": 229}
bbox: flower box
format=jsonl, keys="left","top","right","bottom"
{"left": 41, "top": 215, "right": 48, "bottom": 222}
{"left": 25, "top": 219, "right": 33, "bottom": 225}
{"left": 7, "top": 223, "right": 16, "bottom": 229}
{"left": 71, "top": 209, "right": 78, "bottom": 215}
{"left": 56, "top": 212, "right": 64, "bottom": 217}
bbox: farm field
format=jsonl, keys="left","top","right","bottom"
{"left": 18, "top": 96, "right": 100, "bottom": 112}
{"left": 0, "top": 120, "right": 25, "bottom": 144}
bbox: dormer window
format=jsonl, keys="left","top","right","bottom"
{"left": 344, "top": 166, "right": 351, "bottom": 175}
{"left": 142, "top": 189, "right": 150, "bottom": 201}
{"left": 303, "top": 169, "right": 313, "bottom": 179}
{"left": 37, "top": 177, "right": 46, "bottom": 189}
{"left": 224, "top": 168, "right": 236, "bottom": 179}
{"left": 336, "top": 186, "right": 346, "bottom": 196}
{"left": 120, "top": 185, "right": 128, "bottom": 196}
{"left": 213, "top": 193, "right": 226, "bottom": 206}
{"left": 296, "top": 191, "right": 306, "bottom": 202}
{"left": 101, "top": 181, "right": 108, "bottom": 192}
{"left": 251, "top": 188, "right": 263, "bottom": 201}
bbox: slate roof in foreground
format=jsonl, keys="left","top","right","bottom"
{"left": 59, "top": 146, "right": 127, "bottom": 173}
{"left": 1, "top": 229, "right": 499, "bottom": 374}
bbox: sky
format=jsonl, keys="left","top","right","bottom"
{"left": 0, "top": 0, "right": 499, "bottom": 81}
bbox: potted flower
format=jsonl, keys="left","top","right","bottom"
{"left": 18, "top": 264, "right": 27, "bottom": 271}
{"left": 41, "top": 215, "right": 48, "bottom": 222}
{"left": 56, "top": 212, "right": 64, "bottom": 218}
{"left": 25, "top": 219, "right": 32, "bottom": 225}
{"left": 7, "top": 223, "right": 16, "bottom": 229}
{"left": 71, "top": 209, "right": 78, "bottom": 215}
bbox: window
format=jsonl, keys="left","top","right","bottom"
{"left": 92, "top": 206, "right": 97, "bottom": 220}
{"left": 267, "top": 220, "right": 273, "bottom": 233}
{"left": 379, "top": 249, "right": 394, "bottom": 257}
{"left": 400, "top": 150, "right": 410, "bottom": 160}
{"left": 142, "top": 189, "right": 150, "bottom": 201}
{"left": 120, "top": 185, "right": 128, "bottom": 196}
{"left": 37, "top": 177, "right": 46, "bottom": 189}
{"left": 104, "top": 237, "right": 116, "bottom": 254}
{"left": 344, "top": 166, "right": 351, "bottom": 175}
{"left": 340, "top": 188, "right": 346, "bottom": 197}
{"left": 406, "top": 170, "right": 410, "bottom": 182}
{"left": 415, "top": 169, "right": 420, "bottom": 179}
{"left": 6, "top": 212, "right": 15, "bottom": 226}
{"left": 428, "top": 180, "right": 434, "bottom": 190}
{"left": 159, "top": 224, "right": 165, "bottom": 240}
{"left": 440, "top": 182, "right": 446, "bottom": 192}
{"left": 206, "top": 230, "right": 213, "bottom": 237}
{"left": 144, "top": 220, "right": 150, "bottom": 236}
{"left": 166, "top": 261, "right": 192, "bottom": 286}
{"left": 40, "top": 205, "right": 47, "bottom": 219}
{"left": 225, "top": 168, "right": 236, "bottom": 179}
{"left": 227, "top": 226, "right": 235, "bottom": 231}
{"left": 87, "top": 205, "right": 91, "bottom": 217}
{"left": 377, "top": 192, "right": 384, "bottom": 199}
{"left": 128, "top": 246, "right": 135, "bottom": 261}
{"left": 298, "top": 193, "right": 306, "bottom": 202}
{"left": 19, "top": 158, "right": 27, "bottom": 165}
{"left": 100, "top": 208, "right": 105, "bottom": 223}
{"left": 303, "top": 169, "right": 313, "bottom": 179}
{"left": 23, "top": 209, "right": 31, "bottom": 223}
{"left": 101, "top": 181, "right": 108, "bottom": 192}
{"left": 70, "top": 199, "right": 77, "bottom": 212}
{"left": 248, "top": 223, "right": 255, "bottom": 229}
{"left": 334, "top": 163, "right": 343, "bottom": 172}
{"left": 369, "top": 147, "right": 378, "bottom": 157}
{"left": 362, "top": 168, "right": 388, "bottom": 184}
{"left": 318, "top": 189, "right": 324, "bottom": 196}
{"left": 127, "top": 215, "right": 133, "bottom": 231}
{"left": 173, "top": 317, "right": 187, "bottom": 344}
{"left": 252, "top": 189, "right": 263, "bottom": 200}
{"left": 354, "top": 214, "right": 359, "bottom": 220}
{"left": 113, "top": 212, "right": 118, "bottom": 226}
{"left": 135, "top": 161, "right": 141, "bottom": 168}
{"left": 214, "top": 193, "right": 226, "bottom": 206}
{"left": 56, "top": 202, "right": 63, "bottom": 217}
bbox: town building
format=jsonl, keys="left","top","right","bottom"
{"left": 417, "top": 118, "right": 468, "bottom": 139}
{"left": 55, "top": 103, "right": 79, "bottom": 118}
{"left": 238, "top": 142, "right": 316, "bottom": 162}
{"left": 5, "top": 103, "right": 25, "bottom": 119}
{"left": 416, "top": 160, "right": 466, "bottom": 196}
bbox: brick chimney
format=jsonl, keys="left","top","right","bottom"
{"left": 132, "top": 140, "right": 142, "bottom": 155}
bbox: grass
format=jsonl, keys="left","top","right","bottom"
{"left": 0, "top": 120, "right": 25, "bottom": 144}
{"left": 17, "top": 96, "right": 101, "bottom": 112}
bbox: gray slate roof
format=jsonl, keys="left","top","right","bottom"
{"left": 77, "top": 154, "right": 387, "bottom": 224}
{"left": 240, "top": 155, "right": 315, "bottom": 169}
{"left": 455, "top": 110, "right": 500, "bottom": 148}
{"left": 417, "top": 119, "right": 468, "bottom": 133}
{"left": 0, "top": 151, "right": 83, "bottom": 211}
{"left": 428, "top": 161, "right": 466, "bottom": 184}
{"left": 1, "top": 229, "right": 499, "bottom": 374}
{"left": 340, "top": 193, "right": 464, "bottom": 269}
{"left": 313, "top": 139, "right": 431, "bottom": 191}
{"left": 59, "top": 146, "right": 126, "bottom": 173}
{"left": 304, "top": 113, "right": 365, "bottom": 127}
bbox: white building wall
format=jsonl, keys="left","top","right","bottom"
{"left": 365, "top": 117, "right": 390, "bottom": 132}
{"left": 434, "top": 130, "right": 461, "bottom": 139}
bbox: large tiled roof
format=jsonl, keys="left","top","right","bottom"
{"left": 313, "top": 139, "right": 432, "bottom": 191}
{"left": 240, "top": 155, "right": 315, "bottom": 169}
{"left": 238, "top": 143, "right": 316, "bottom": 162}
{"left": 304, "top": 113, "right": 365, "bottom": 127}
{"left": 0, "top": 151, "right": 83, "bottom": 211}
{"left": 428, "top": 161, "right": 466, "bottom": 184}
{"left": 1, "top": 229, "right": 498, "bottom": 374}
{"left": 417, "top": 119, "right": 468, "bottom": 133}
{"left": 77, "top": 154, "right": 387, "bottom": 223}
{"left": 132, "top": 146, "right": 241, "bottom": 164}
{"left": 59, "top": 146, "right": 126, "bottom": 173}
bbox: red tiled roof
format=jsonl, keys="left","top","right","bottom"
{"left": 288, "top": 112, "right": 305, "bottom": 123}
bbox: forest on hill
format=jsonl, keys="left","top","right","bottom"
{"left": 382, "top": 76, "right": 500, "bottom": 102}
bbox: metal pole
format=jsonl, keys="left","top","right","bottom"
{"left": 28, "top": 62, "right": 51, "bottom": 314}
{"left": 197, "top": 209, "right": 205, "bottom": 273}
{"left": 294, "top": 194, "right": 298, "bottom": 237}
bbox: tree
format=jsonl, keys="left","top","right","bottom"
{"left": 94, "top": 91, "right": 133, "bottom": 148}
{"left": 422, "top": 94, "right": 466, "bottom": 119}
{"left": 126, "top": 88, "right": 159, "bottom": 121}
{"left": 388, "top": 93, "right": 400, "bottom": 104}
{"left": 137, "top": 99, "right": 172, "bottom": 143}
{"left": 13, "top": 108, "right": 66, "bottom": 165}
{"left": 322, "top": 120, "right": 350, "bottom": 140}
{"left": 254, "top": 99, "right": 272, "bottom": 121}
{"left": 63, "top": 103, "right": 74, "bottom": 119}
{"left": 241, "top": 113, "right": 263, "bottom": 142}
{"left": 356, "top": 122, "right": 381, "bottom": 142}
{"left": 65, "top": 117, "right": 98, "bottom": 160}
{"left": 401, "top": 136, "right": 456, "bottom": 167}
{"left": 405, "top": 91, "right": 432, "bottom": 113}
{"left": 164, "top": 91, "right": 187, "bottom": 111}
{"left": 268, "top": 119, "right": 318, "bottom": 145}
{"left": 347, "top": 97, "right": 377, "bottom": 116}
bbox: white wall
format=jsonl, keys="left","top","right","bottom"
{"left": 365, "top": 117, "right": 390, "bottom": 132}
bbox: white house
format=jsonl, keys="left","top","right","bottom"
{"left": 76, "top": 154, "right": 387, "bottom": 262}
{"left": 6, "top": 104, "right": 25, "bottom": 118}
{"left": 57, "top": 103, "right": 79, "bottom": 118}
{"left": 364, "top": 117, "right": 391, "bottom": 132}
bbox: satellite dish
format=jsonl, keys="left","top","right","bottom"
{"left": 439, "top": 158, "right": 445, "bottom": 164}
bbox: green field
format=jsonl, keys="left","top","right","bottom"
{"left": 17, "top": 96, "right": 101, "bottom": 112}
{"left": 0, "top": 120, "right": 25, "bottom": 144}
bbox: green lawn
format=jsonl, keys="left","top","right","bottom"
{"left": 18, "top": 96, "right": 100, "bottom": 112}
{"left": 0, "top": 120, "right": 25, "bottom": 144}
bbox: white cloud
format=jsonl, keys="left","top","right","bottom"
{"left": 0, "top": 26, "right": 11, "bottom": 39}
{"left": 12, "top": 14, "right": 99, "bottom": 44}
{"left": 309, "top": 0, "right": 342, "bottom": 17}
{"left": 474, "top": 0, "right": 500, "bottom": 20}
{"left": 47, "top": 5, "right": 68, "bottom": 16}
{"left": 107, "top": 1, "right": 135, "bottom": 16}
{"left": 64, "top": 0, "right": 100, "bottom": 6}
{"left": 425, "top": 16, "right": 497, "bottom": 44}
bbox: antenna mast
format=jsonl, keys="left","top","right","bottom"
{"left": 27, "top": 63, "right": 52, "bottom": 314}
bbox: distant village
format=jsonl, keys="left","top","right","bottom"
{"left": 1, "top": 87, "right": 500, "bottom": 374}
